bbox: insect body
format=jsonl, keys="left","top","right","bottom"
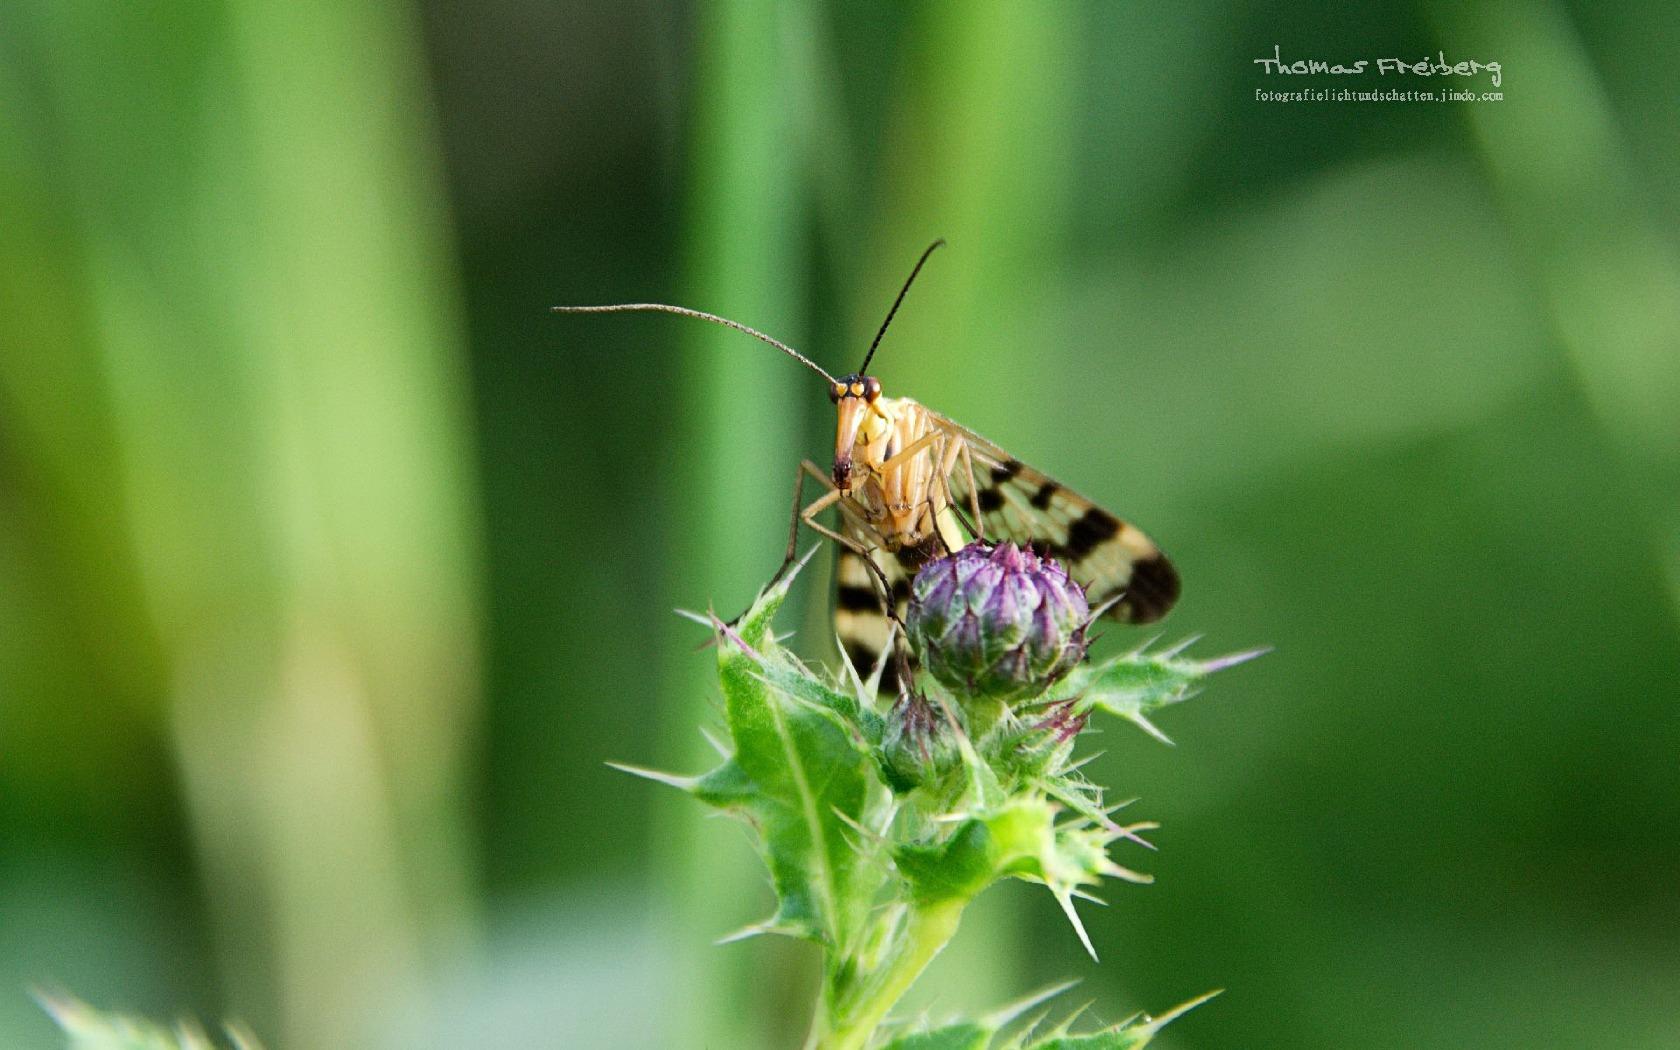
{"left": 828, "top": 375, "right": 956, "bottom": 549}
{"left": 554, "top": 241, "right": 1179, "bottom": 692}
{"left": 824, "top": 381, "right": 1178, "bottom": 690}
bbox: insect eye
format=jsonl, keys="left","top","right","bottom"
{"left": 864, "top": 377, "right": 881, "bottom": 402}
{"left": 829, "top": 382, "right": 844, "bottom": 403}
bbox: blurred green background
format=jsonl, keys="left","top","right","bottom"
{"left": 3, "top": 1, "right": 1678, "bottom": 1047}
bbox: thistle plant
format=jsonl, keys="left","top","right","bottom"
{"left": 626, "top": 541, "right": 1262, "bottom": 1049}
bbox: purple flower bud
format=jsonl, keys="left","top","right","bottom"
{"left": 907, "top": 541, "right": 1090, "bottom": 705}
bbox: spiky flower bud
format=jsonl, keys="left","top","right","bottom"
{"left": 907, "top": 541, "right": 1090, "bottom": 706}
{"left": 880, "top": 692, "right": 958, "bottom": 791}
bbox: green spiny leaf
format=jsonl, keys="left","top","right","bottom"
{"left": 1027, "top": 1032, "right": 1149, "bottom": 1050}
{"left": 880, "top": 981, "right": 1102, "bottom": 1048}
{"left": 1055, "top": 643, "right": 1267, "bottom": 745}
{"left": 1022, "top": 990, "right": 1221, "bottom": 1049}
{"left": 895, "top": 796, "right": 1051, "bottom": 905}
{"left": 895, "top": 815, "right": 1007, "bottom": 905}
{"left": 896, "top": 789, "right": 1154, "bottom": 957}
{"left": 699, "top": 578, "right": 875, "bottom": 948}
{"left": 756, "top": 659, "right": 886, "bottom": 744}
{"left": 880, "top": 1023, "right": 991, "bottom": 1050}
{"left": 730, "top": 545, "right": 811, "bottom": 650}
{"left": 882, "top": 981, "right": 1081, "bottom": 1050}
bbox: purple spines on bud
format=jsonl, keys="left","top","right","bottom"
{"left": 907, "top": 541, "right": 1091, "bottom": 705}
{"left": 1012, "top": 697, "right": 1089, "bottom": 775}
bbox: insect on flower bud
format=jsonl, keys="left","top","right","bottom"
{"left": 879, "top": 692, "right": 958, "bottom": 791}
{"left": 907, "top": 541, "right": 1091, "bottom": 706}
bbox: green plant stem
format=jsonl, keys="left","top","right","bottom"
{"left": 960, "top": 696, "right": 1010, "bottom": 742}
{"left": 810, "top": 898, "right": 967, "bottom": 1050}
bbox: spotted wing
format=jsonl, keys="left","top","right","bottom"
{"left": 931, "top": 412, "right": 1180, "bottom": 624}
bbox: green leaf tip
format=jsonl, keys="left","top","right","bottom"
{"left": 727, "top": 544, "right": 821, "bottom": 650}
{"left": 1133, "top": 988, "right": 1223, "bottom": 1039}
{"left": 982, "top": 980, "right": 1083, "bottom": 1031}
{"left": 604, "top": 761, "right": 700, "bottom": 793}
{"left": 1013, "top": 989, "right": 1218, "bottom": 1048}
{"left": 1051, "top": 889, "right": 1099, "bottom": 961}
{"left": 1058, "top": 639, "right": 1267, "bottom": 745}
{"left": 882, "top": 982, "right": 1082, "bottom": 1050}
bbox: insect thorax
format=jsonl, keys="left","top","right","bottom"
{"left": 845, "top": 397, "right": 955, "bottom": 552}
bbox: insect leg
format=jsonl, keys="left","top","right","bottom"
{"left": 802, "top": 506, "right": 893, "bottom": 604}
{"left": 929, "top": 433, "right": 971, "bottom": 553}
{"left": 764, "top": 459, "right": 837, "bottom": 591}
{"left": 803, "top": 503, "right": 920, "bottom": 692}
{"left": 819, "top": 511, "right": 922, "bottom": 697}
{"left": 789, "top": 478, "right": 918, "bottom": 696}
{"left": 722, "top": 461, "right": 846, "bottom": 630}
{"left": 875, "top": 427, "right": 945, "bottom": 475}
{"left": 747, "top": 453, "right": 894, "bottom": 606}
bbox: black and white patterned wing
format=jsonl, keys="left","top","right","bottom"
{"left": 932, "top": 412, "right": 1180, "bottom": 624}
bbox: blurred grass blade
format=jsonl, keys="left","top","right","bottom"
{"left": 1433, "top": 0, "right": 1680, "bottom": 608}
{"left": 654, "top": 1, "right": 815, "bottom": 1047}
{"left": 0, "top": 1, "right": 483, "bottom": 1046}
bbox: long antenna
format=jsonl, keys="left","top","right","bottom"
{"left": 859, "top": 238, "right": 946, "bottom": 374}
{"left": 552, "top": 302, "right": 836, "bottom": 385}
